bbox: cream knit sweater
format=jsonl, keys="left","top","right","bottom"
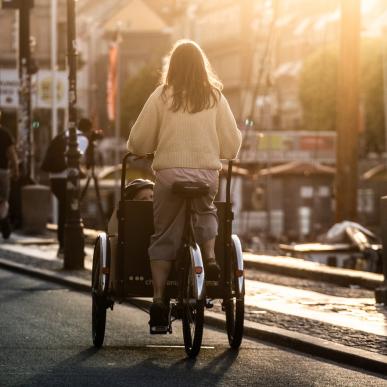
{"left": 127, "top": 85, "right": 242, "bottom": 171}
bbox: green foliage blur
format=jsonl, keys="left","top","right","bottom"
{"left": 299, "top": 45, "right": 338, "bottom": 132}
{"left": 120, "top": 65, "right": 161, "bottom": 137}
{"left": 299, "top": 39, "right": 385, "bottom": 154}
{"left": 361, "top": 39, "right": 385, "bottom": 154}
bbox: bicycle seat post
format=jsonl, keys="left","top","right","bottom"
{"left": 183, "top": 197, "right": 195, "bottom": 248}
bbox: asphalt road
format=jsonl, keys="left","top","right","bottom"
{"left": 0, "top": 268, "right": 386, "bottom": 387}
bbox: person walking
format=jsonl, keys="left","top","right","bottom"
{"left": 0, "top": 111, "right": 19, "bottom": 239}
{"left": 127, "top": 39, "right": 242, "bottom": 333}
{"left": 41, "top": 118, "right": 91, "bottom": 257}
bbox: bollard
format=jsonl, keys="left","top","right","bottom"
{"left": 375, "top": 196, "right": 387, "bottom": 304}
{"left": 21, "top": 185, "right": 51, "bottom": 234}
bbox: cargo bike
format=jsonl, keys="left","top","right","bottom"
{"left": 91, "top": 153, "right": 245, "bottom": 357}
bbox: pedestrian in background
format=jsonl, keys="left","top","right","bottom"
{"left": 41, "top": 118, "right": 91, "bottom": 257}
{"left": 127, "top": 39, "right": 242, "bottom": 332}
{"left": 0, "top": 110, "right": 19, "bottom": 239}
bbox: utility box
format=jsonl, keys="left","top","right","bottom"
{"left": 21, "top": 185, "right": 51, "bottom": 234}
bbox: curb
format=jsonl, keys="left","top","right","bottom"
{"left": 205, "top": 313, "right": 387, "bottom": 376}
{"left": 0, "top": 256, "right": 386, "bottom": 375}
{"left": 0, "top": 257, "right": 90, "bottom": 292}
{"left": 243, "top": 255, "right": 383, "bottom": 290}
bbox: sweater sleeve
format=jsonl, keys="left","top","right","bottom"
{"left": 127, "top": 90, "right": 160, "bottom": 155}
{"left": 216, "top": 94, "right": 242, "bottom": 159}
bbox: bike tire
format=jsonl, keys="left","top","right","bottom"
{"left": 225, "top": 297, "right": 244, "bottom": 349}
{"left": 225, "top": 238, "right": 245, "bottom": 349}
{"left": 181, "top": 249, "right": 204, "bottom": 358}
{"left": 92, "top": 237, "right": 107, "bottom": 348}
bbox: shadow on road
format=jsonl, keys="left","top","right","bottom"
{"left": 24, "top": 346, "right": 241, "bottom": 386}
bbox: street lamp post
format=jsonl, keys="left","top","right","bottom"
{"left": 19, "top": 0, "right": 34, "bottom": 181}
{"left": 63, "top": 0, "right": 84, "bottom": 270}
{"left": 2, "top": 0, "right": 34, "bottom": 181}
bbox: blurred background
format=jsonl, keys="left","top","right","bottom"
{"left": 1, "top": 0, "right": 387, "bottom": 255}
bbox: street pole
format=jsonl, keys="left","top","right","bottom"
{"left": 114, "top": 32, "right": 121, "bottom": 206}
{"left": 375, "top": 196, "right": 387, "bottom": 304}
{"left": 51, "top": 0, "right": 58, "bottom": 225}
{"left": 335, "top": 0, "right": 360, "bottom": 222}
{"left": 18, "top": 0, "right": 34, "bottom": 182}
{"left": 51, "top": 0, "right": 58, "bottom": 139}
{"left": 382, "top": 28, "right": 387, "bottom": 161}
{"left": 63, "top": 0, "right": 85, "bottom": 270}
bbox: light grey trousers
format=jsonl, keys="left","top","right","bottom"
{"left": 149, "top": 168, "right": 219, "bottom": 261}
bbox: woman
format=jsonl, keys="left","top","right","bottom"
{"left": 127, "top": 39, "right": 242, "bottom": 333}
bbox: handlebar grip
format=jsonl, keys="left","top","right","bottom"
{"left": 120, "top": 153, "right": 133, "bottom": 200}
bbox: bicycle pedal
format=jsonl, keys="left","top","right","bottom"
{"left": 171, "top": 304, "right": 183, "bottom": 319}
{"left": 150, "top": 325, "right": 169, "bottom": 334}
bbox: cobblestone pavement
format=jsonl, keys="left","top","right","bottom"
{"left": 1, "top": 234, "right": 386, "bottom": 357}
{"left": 212, "top": 303, "right": 387, "bottom": 356}
{"left": 241, "top": 269, "right": 387, "bottom": 355}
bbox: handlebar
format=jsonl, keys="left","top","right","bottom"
{"left": 120, "top": 153, "right": 153, "bottom": 200}
{"left": 121, "top": 153, "right": 234, "bottom": 206}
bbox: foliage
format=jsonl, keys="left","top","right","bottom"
{"left": 361, "top": 39, "right": 385, "bottom": 153}
{"left": 120, "top": 65, "right": 161, "bottom": 137}
{"left": 299, "top": 45, "right": 338, "bottom": 132}
{"left": 299, "top": 39, "right": 385, "bottom": 153}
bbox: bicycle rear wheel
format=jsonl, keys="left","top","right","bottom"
{"left": 92, "top": 236, "right": 108, "bottom": 348}
{"left": 225, "top": 235, "right": 245, "bottom": 349}
{"left": 181, "top": 246, "right": 205, "bottom": 358}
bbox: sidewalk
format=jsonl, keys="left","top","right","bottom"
{"left": 244, "top": 252, "right": 383, "bottom": 289}
{"left": 1, "top": 231, "right": 386, "bottom": 374}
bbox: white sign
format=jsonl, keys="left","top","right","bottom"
{"left": 34, "top": 70, "right": 68, "bottom": 109}
{"left": 0, "top": 69, "right": 68, "bottom": 109}
{"left": 0, "top": 69, "right": 19, "bottom": 108}
{"left": 238, "top": 131, "right": 336, "bottom": 164}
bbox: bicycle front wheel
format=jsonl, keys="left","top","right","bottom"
{"left": 181, "top": 245, "right": 205, "bottom": 358}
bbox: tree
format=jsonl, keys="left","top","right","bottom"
{"left": 299, "top": 39, "right": 385, "bottom": 154}
{"left": 120, "top": 65, "right": 160, "bottom": 137}
{"left": 299, "top": 45, "right": 338, "bottom": 132}
{"left": 361, "top": 39, "right": 384, "bottom": 153}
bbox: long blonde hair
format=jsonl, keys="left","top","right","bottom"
{"left": 161, "top": 40, "right": 222, "bottom": 113}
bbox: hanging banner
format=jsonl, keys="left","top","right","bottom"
{"left": 239, "top": 130, "right": 336, "bottom": 164}
{"left": 107, "top": 42, "right": 118, "bottom": 121}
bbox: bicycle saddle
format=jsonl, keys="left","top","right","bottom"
{"left": 172, "top": 181, "right": 210, "bottom": 198}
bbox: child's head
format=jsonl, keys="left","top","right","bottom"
{"left": 124, "top": 179, "right": 154, "bottom": 201}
